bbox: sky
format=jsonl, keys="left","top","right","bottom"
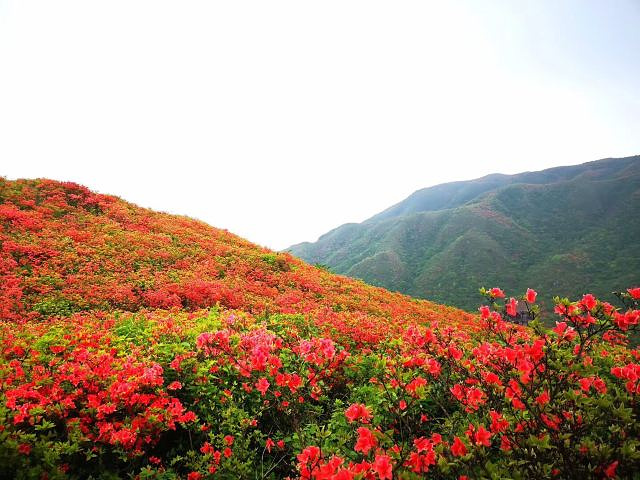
{"left": 1, "top": 1, "right": 639, "bottom": 250}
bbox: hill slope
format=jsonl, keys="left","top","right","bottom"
{"left": 1, "top": 178, "right": 639, "bottom": 479}
{"left": 288, "top": 156, "right": 640, "bottom": 311}
{"left": 0, "top": 177, "right": 468, "bottom": 332}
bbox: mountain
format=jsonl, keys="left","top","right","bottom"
{"left": 1, "top": 177, "right": 639, "bottom": 479}
{"left": 288, "top": 155, "right": 640, "bottom": 311}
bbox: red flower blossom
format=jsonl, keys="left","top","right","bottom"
{"left": 18, "top": 443, "right": 31, "bottom": 455}
{"left": 627, "top": 287, "right": 640, "bottom": 299}
{"left": 451, "top": 437, "right": 467, "bottom": 457}
{"left": 484, "top": 372, "right": 501, "bottom": 385}
{"left": 579, "top": 377, "right": 593, "bottom": 392}
{"left": 200, "top": 442, "right": 215, "bottom": 455}
{"left": 500, "top": 436, "right": 512, "bottom": 451}
{"left": 604, "top": 460, "right": 618, "bottom": 478}
{"left": 536, "top": 390, "right": 550, "bottom": 406}
{"left": 265, "top": 438, "right": 275, "bottom": 453}
{"left": 553, "top": 321, "right": 577, "bottom": 341}
{"left": 372, "top": 454, "right": 393, "bottom": 480}
{"left": 354, "top": 427, "right": 377, "bottom": 455}
{"left": 474, "top": 425, "right": 492, "bottom": 447}
{"left": 344, "top": 403, "right": 372, "bottom": 424}
{"left": 255, "top": 377, "right": 270, "bottom": 396}
{"left": 611, "top": 363, "right": 640, "bottom": 394}
{"left": 406, "top": 451, "right": 435, "bottom": 473}
{"left": 489, "top": 287, "right": 505, "bottom": 298}
{"left": 526, "top": 288, "right": 537, "bottom": 303}
{"left": 489, "top": 410, "right": 509, "bottom": 433}
{"left": 406, "top": 377, "right": 427, "bottom": 394}
{"left": 581, "top": 294, "right": 597, "bottom": 311}
{"left": 297, "top": 445, "right": 321, "bottom": 465}
{"left": 614, "top": 310, "right": 639, "bottom": 331}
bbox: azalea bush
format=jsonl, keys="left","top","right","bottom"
{"left": 1, "top": 288, "right": 639, "bottom": 479}
{"left": 1, "top": 179, "right": 640, "bottom": 479}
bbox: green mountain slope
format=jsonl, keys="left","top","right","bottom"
{"left": 288, "top": 155, "right": 640, "bottom": 311}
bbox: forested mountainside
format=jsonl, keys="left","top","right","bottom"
{"left": 288, "top": 156, "right": 640, "bottom": 311}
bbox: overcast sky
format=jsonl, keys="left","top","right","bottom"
{"left": 1, "top": 1, "right": 639, "bottom": 250}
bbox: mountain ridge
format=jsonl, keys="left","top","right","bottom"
{"left": 287, "top": 155, "right": 640, "bottom": 311}
{"left": 365, "top": 155, "right": 639, "bottom": 223}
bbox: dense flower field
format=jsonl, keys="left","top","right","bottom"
{"left": 1, "top": 178, "right": 639, "bottom": 479}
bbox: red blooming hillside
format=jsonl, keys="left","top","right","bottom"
{"left": 0, "top": 178, "right": 471, "bottom": 336}
{"left": 1, "top": 178, "right": 639, "bottom": 479}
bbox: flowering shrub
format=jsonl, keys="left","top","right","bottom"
{"left": 1, "top": 178, "right": 639, "bottom": 478}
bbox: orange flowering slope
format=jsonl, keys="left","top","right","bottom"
{"left": 1, "top": 177, "right": 639, "bottom": 479}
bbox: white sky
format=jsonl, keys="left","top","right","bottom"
{"left": 1, "top": 1, "right": 639, "bottom": 250}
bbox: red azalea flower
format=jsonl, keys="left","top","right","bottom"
{"left": 489, "top": 287, "right": 505, "bottom": 298}
{"left": 581, "top": 294, "right": 597, "bottom": 311}
{"left": 344, "top": 403, "right": 372, "bottom": 424}
{"left": 604, "top": 460, "right": 618, "bottom": 478}
{"left": 489, "top": 410, "right": 509, "bottom": 433}
{"left": 297, "top": 445, "right": 321, "bottom": 465}
{"left": 579, "top": 377, "right": 593, "bottom": 392}
{"left": 500, "top": 435, "right": 512, "bottom": 451}
{"left": 18, "top": 443, "right": 31, "bottom": 455}
{"left": 627, "top": 287, "right": 640, "bottom": 299}
{"left": 265, "top": 438, "right": 275, "bottom": 453}
{"left": 451, "top": 437, "right": 467, "bottom": 457}
{"left": 255, "top": 377, "right": 270, "bottom": 396}
{"left": 536, "top": 390, "right": 550, "bottom": 406}
{"left": 372, "top": 454, "right": 393, "bottom": 480}
{"left": 354, "top": 427, "right": 377, "bottom": 455}
{"left": 474, "top": 425, "right": 492, "bottom": 447}
{"left": 484, "top": 372, "right": 500, "bottom": 385}
{"left": 200, "top": 442, "right": 215, "bottom": 455}
{"left": 526, "top": 288, "right": 537, "bottom": 303}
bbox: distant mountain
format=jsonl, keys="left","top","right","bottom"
{"left": 287, "top": 155, "right": 640, "bottom": 311}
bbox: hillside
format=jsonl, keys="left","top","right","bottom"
{"left": 1, "top": 178, "right": 639, "bottom": 479}
{"left": 0, "top": 178, "right": 468, "bottom": 333}
{"left": 288, "top": 156, "right": 640, "bottom": 311}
